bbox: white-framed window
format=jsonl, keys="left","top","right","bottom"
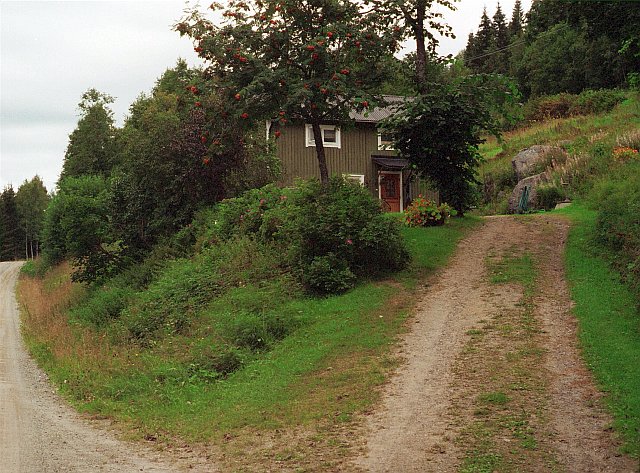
{"left": 344, "top": 174, "right": 365, "bottom": 185}
{"left": 305, "top": 124, "right": 341, "bottom": 148}
{"left": 378, "top": 132, "right": 395, "bottom": 150}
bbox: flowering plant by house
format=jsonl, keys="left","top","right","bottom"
{"left": 404, "top": 195, "right": 455, "bottom": 227}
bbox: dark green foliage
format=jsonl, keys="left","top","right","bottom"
{"left": 303, "top": 253, "right": 357, "bottom": 295}
{"left": 535, "top": 183, "right": 565, "bottom": 210}
{"left": 381, "top": 79, "right": 505, "bottom": 214}
{"left": 0, "top": 186, "right": 21, "bottom": 261}
{"left": 42, "top": 176, "right": 119, "bottom": 283}
{"left": 204, "top": 178, "right": 408, "bottom": 294}
{"left": 465, "top": 1, "right": 640, "bottom": 98}
{"left": 60, "top": 89, "right": 119, "bottom": 180}
{"left": 591, "top": 162, "right": 640, "bottom": 305}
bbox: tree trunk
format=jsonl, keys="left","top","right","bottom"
{"left": 311, "top": 121, "right": 330, "bottom": 186}
{"left": 414, "top": 1, "right": 427, "bottom": 93}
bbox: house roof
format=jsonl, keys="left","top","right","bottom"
{"left": 372, "top": 156, "right": 409, "bottom": 170}
{"left": 349, "top": 95, "right": 408, "bottom": 123}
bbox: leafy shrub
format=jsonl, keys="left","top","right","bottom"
{"left": 536, "top": 183, "right": 566, "bottom": 210}
{"left": 524, "top": 90, "right": 626, "bottom": 122}
{"left": 303, "top": 253, "right": 357, "bottom": 294}
{"left": 204, "top": 178, "right": 408, "bottom": 294}
{"left": 404, "top": 196, "right": 455, "bottom": 227}
{"left": 217, "top": 309, "right": 298, "bottom": 350}
{"left": 187, "top": 343, "right": 245, "bottom": 380}
{"left": 20, "top": 261, "right": 37, "bottom": 278}
{"left": 70, "top": 286, "right": 135, "bottom": 326}
{"left": 524, "top": 93, "right": 576, "bottom": 121}
{"left": 570, "top": 89, "right": 626, "bottom": 116}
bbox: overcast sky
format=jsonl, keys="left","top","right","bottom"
{"left": 0, "top": 0, "right": 531, "bottom": 193}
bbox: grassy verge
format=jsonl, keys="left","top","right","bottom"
{"left": 558, "top": 204, "right": 640, "bottom": 457}
{"left": 18, "top": 216, "right": 480, "bottom": 467}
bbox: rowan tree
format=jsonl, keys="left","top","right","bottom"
{"left": 176, "top": 0, "right": 401, "bottom": 185}
{"left": 364, "top": 0, "right": 457, "bottom": 92}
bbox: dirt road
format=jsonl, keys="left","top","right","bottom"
{"left": 0, "top": 261, "right": 190, "bottom": 473}
{"left": 354, "top": 215, "right": 638, "bottom": 472}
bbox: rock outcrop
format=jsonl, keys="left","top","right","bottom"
{"left": 508, "top": 173, "right": 547, "bottom": 213}
{"left": 512, "top": 145, "right": 565, "bottom": 181}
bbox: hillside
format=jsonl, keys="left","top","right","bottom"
{"left": 14, "top": 93, "right": 640, "bottom": 471}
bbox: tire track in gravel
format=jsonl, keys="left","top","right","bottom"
{"left": 353, "top": 215, "right": 638, "bottom": 473}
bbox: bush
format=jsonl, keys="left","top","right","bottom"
{"left": 524, "top": 90, "right": 626, "bottom": 122}
{"left": 204, "top": 178, "right": 408, "bottom": 295}
{"left": 570, "top": 89, "right": 626, "bottom": 116}
{"left": 303, "top": 253, "right": 357, "bottom": 294}
{"left": 524, "top": 93, "right": 576, "bottom": 121}
{"left": 70, "top": 286, "right": 135, "bottom": 326}
{"left": 404, "top": 196, "right": 455, "bottom": 227}
{"left": 536, "top": 183, "right": 566, "bottom": 210}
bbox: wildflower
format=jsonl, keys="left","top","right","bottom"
{"left": 346, "top": 239, "right": 353, "bottom": 245}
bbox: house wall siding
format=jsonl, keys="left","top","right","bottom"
{"left": 274, "top": 121, "right": 439, "bottom": 205}
{"left": 275, "top": 122, "right": 394, "bottom": 196}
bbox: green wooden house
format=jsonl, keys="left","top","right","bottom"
{"left": 267, "top": 95, "right": 438, "bottom": 212}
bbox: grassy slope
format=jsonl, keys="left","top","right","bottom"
{"left": 478, "top": 94, "right": 640, "bottom": 214}
{"left": 557, "top": 204, "right": 640, "bottom": 457}
{"left": 18, "top": 217, "right": 480, "bottom": 445}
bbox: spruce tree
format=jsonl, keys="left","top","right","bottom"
{"left": 60, "top": 89, "right": 118, "bottom": 183}
{"left": 491, "top": 3, "right": 510, "bottom": 74}
{"left": 468, "top": 7, "right": 494, "bottom": 73}
{"left": 0, "top": 186, "right": 21, "bottom": 261}
{"left": 509, "top": 0, "right": 525, "bottom": 37}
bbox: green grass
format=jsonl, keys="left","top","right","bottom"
{"left": 557, "top": 203, "right": 640, "bottom": 457}
{"left": 21, "top": 216, "right": 481, "bottom": 446}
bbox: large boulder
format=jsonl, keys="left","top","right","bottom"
{"left": 512, "top": 145, "right": 565, "bottom": 181}
{"left": 508, "top": 173, "right": 547, "bottom": 213}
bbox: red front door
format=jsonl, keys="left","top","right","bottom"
{"left": 380, "top": 173, "right": 401, "bottom": 212}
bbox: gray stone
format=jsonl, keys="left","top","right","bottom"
{"left": 555, "top": 202, "right": 572, "bottom": 210}
{"left": 512, "top": 145, "right": 565, "bottom": 181}
{"left": 508, "top": 173, "right": 547, "bottom": 213}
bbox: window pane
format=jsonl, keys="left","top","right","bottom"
{"left": 380, "top": 133, "right": 393, "bottom": 143}
{"left": 323, "top": 128, "right": 337, "bottom": 143}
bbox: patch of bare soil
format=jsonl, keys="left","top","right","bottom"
{"left": 352, "top": 215, "right": 638, "bottom": 472}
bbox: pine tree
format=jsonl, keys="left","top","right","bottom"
{"left": 0, "top": 186, "right": 21, "bottom": 261}
{"left": 509, "top": 0, "right": 525, "bottom": 37}
{"left": 468, "top": 7, "right": 494, "bottom": 73}
{"left": 491, "top": 3, "right": 511, "bottom": 74}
